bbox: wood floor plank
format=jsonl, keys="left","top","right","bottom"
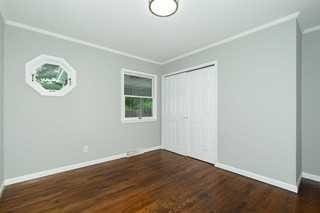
{"left": 1, "top": 150, "right": 320, "bottom": 213}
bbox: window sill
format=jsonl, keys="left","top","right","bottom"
{"left": 121, "top": 117, "right": 157, "bottom": 124}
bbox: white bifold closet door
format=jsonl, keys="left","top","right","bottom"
{"left": 162, "top": 65, "right": 217, "bottom": 164}
{"left": 162, "top": 73, "right": 189, "bottom": 156}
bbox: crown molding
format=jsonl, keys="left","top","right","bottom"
{"left": 162, "top": 12, "right": 300, "bottom": 65}
{"left": 5, "top": 20, "right": 163, "bottom": 65}
{"left": 303, "top": 25, "right": 320, "bottom": 34}
{"left": 5, "top": 11, "right": 302, "bottom": 66}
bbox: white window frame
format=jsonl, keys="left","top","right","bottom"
{"left": 25, "top": 55, "right": 77, "bottom": 97}
{"left": 121, "top": 68, "right": 157, "bottom": 123}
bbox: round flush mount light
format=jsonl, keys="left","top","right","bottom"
{"left": 149, "top": 0, "right": 178, "bottom": 17}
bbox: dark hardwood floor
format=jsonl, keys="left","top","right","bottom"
{"left": 1, "top": 150, "right": 320, "bottom": 213}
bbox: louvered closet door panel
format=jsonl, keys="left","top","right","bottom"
{"left": 162, "top": 74, "right": 188, "bottom": 155}
{"left": 163, "top": 76, "right": 176, "bottom": 152}
{"left": 187, "top": 66, "right": 217, "bottom": 164}
{"left": 175, "top": 73, "right": 188, "bottom": 155}
{"left": 162, "top": 76, "right": 170, "bottom": 150}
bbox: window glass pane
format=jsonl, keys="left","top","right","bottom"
{"left": 125, "top": 97, "right": 140, "bottom": 118}
{"left": 124, "top": 74, "right": 152, "bottom": 97}
{"left": 35, "top": 64, "right": 69, "bottom": 91}
{"left": 125, "top": 97, "right": 153, "bottom": 118}
{"left": 142, "top": 98, "right": 153, "bottom": 117}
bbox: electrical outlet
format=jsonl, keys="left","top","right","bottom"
{"left": 83, "top": 145, "right": 89, "bottom": 153}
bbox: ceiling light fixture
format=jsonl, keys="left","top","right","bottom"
{"left": 149, "top": 0, "right": 179, "bottom": 17}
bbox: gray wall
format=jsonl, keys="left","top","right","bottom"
{"left": 162, "top": 20, "right": 299, "bottom": 185}
{"left": 302, "top": 30, "right": 320, "bottom": 177}
{"left": 296, "top": 22, "right": 302, "bottom": 181}
{"left": 0, "top": 13, "right": 4, "bottom": 185}
{"left": 4, "top": 26, "right": 161, "bottom": 179}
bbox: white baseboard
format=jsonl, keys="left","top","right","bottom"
{"left": 215, "top": 163, "right": 298, "bottom": 193}
{"left": 4, "top": 153, "right": 127, "bottom": 186}
{"left": 302, "top": 172, "right": 320, "bottom": 182}
{"left": 4, "top": 146, "right": 161, "bottom": 186}
{"left": 130, "top": 146, "right": 162, "bottom": 156}
{"left": 0, "top": 182, "right": 4, "bottom": 198}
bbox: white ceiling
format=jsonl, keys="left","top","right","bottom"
{"left": 2, "top": 0, "right": 320, "bottom": 64}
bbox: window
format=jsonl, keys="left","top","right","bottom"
{"left": 25, "top": 55, "right": 77, "bottom": 96}
{"left": 121, "top": 69, "right": 157, "bottom": 123}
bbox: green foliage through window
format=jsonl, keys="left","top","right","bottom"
{"left": 125, "top": 97, "right": 152, "bottom": 118}
{"left": 35, "top": 64, "right": 69, "bottom": 91}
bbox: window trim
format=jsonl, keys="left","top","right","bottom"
{"left": 25, "top": 55, "right": 77, "bottom": 96}
{"left": 121, "top": 68, "right": 157, "bottom": 123}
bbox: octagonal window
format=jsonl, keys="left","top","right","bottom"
{"left": 35, "top": 64, "right": 69, "bottom": 91}
{"left": 26, "top": 55, "right": 77, "bottom": 96}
